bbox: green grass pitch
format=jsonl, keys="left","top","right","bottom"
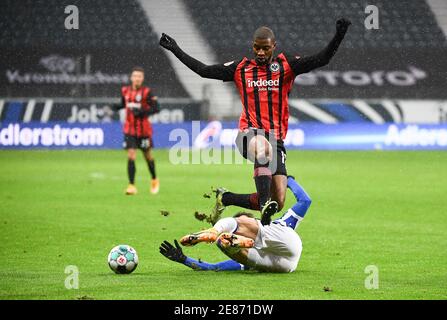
{"left": 0, "top": 149, "right": 446, "bottom": 300}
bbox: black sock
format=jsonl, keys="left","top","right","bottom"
{"left": 222, "top": 192, "right": 251, "bottom": 209}
{"left": 128, "top": 159, "right": 136, "bottom": 184}
{"left": 147, "top": 159, "right": 156, "bottom": 179}
{"left": 254, "top": 175, "right": 272, "bottom": 209}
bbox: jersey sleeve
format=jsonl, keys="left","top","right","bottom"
{"left": 220, "top": 59, "right": 241, "bottom": 82}
{"left": 284, "top": 29, "right": 346, "bottom": 76}
{"left": 283, "top": 53, "right": 310, "bottom": 76}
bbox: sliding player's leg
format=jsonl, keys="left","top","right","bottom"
{"left": 230, "top": 213, "right": 301, "bottom": 273}
{"left": 125, "top": 146, "right": 137, "bottom": 195}
{"left": 180, "top": 215, "right": 257, "bottom": 247}
{"left": 213, "top": 214, "right": 258, "bottom": 266}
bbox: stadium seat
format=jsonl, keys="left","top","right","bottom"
{"left": 0, "top": 0, "right": 189, "bottom": 98}
{"left": 185, "top": 0, "right": 447, "bottom": 59}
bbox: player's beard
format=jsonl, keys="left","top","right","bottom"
{"left": 255, "top": 55, "right": 270, "bottom": 65}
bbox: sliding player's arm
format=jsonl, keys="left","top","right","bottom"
{"left": 159, "top": 33, "right": 237, "bottom": 81}
{"left": 287, "top": 18, "right": 351, "bottom": 75}
{"left": 287, "top": 175, "right": 312, "bottom": 218}
{"left": 276, "top": 176, "right": 312, "bottom": 229}
{"left": 159, "top": 240, "right": 245, "bottom": 271}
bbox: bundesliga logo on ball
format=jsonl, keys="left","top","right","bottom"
{"left": 108, "top": 245, "right": 139, "bottom": 274}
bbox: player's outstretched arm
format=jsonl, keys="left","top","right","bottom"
{"left": 288, "top": 175, "right": 312, "bottom": 215}
{"left": 159, "top": 240, "right": 245, "bottom": 271}
{"left": 287, "top": 176, "right": 312, "bottom": 206}
{"left": 276, "top": 176, "right": 312, "bottom": 229}
{"left": 159, "top": 33, "right": 235, "bottom": 81}
{"left": 288, "top": 18, "right": 351, "bottom": 75}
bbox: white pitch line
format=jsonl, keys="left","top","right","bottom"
{"left": 23, "top": 99, "right": 36, "bottom": 122}
{"left": 41, "top": 99, "right": 53, "bottom": 123}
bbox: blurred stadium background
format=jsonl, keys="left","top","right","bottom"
{"left": 1, "top": 0, "right": 446, "bottom": 151}
{"left": 1, "top": 0, "right": 447, "bottom": 300}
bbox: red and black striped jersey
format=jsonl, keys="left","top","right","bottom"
{"left": 164, "top": 28, "right": 347, "bottom": 141}
{"left": 232, "top": 53, "right": 296, "bottom": 141}
{"left": 121, "top": 86, "right": 158, "bottom": 138}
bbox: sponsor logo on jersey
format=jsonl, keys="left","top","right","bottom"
{"left": 247, "top": 78, "right": 280, "bottom": 88}
{"left": 127, "top": 102, "right": 141, "bottom": 109}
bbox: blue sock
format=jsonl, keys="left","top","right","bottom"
{"left": 184, "top": 257, "right": 245, "bottom": 271}
{"left": 276, "top": 176, "right": 312, "bottom": 230}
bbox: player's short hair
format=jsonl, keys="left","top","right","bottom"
{"left": 131, "top": 66, "right": 145, "bottom": 74}
{"left": 233, "top": 211, "right": 255, "bottom": 218}
{"left": 253, "top": 26, "right": 275, "bottom": 42}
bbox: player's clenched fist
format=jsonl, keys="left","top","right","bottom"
{"left": 159, "top": 33, "right": 178, "bottom": 51}
{"left": 336, "top": 18, "right": 351, "bottom": 35}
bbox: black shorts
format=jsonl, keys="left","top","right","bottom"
{"left": 123, "top": 135, "right": 153, "bottom": 151}
{"left": 235, "top": 128, "right": 287, "bottom": 176}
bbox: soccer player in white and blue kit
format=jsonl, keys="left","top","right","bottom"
{"left": 160, "top": 176, "right": 311, "bottom": 273}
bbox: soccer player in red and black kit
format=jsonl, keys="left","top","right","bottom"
{"left": 116, "top": 67, "right": 160, "bottom": 195}
{"left": 160, "top": 18, "right": 351, "bottom": 224}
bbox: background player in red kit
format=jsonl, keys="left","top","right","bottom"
{"left": 116, "top": 67, "right": 160, "bottom": 195}
{"left": 160, "top": 18, "right": 350, "bottom": 224}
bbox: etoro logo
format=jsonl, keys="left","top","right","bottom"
{"left": 247, "top": 78, "right": 279, "bottom": 88}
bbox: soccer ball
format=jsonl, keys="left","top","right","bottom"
{"left": 108, "top": 245, "right": 139, "bottom": 274}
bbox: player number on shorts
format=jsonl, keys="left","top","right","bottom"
{"left": 141, "top": 139, "right": 150, "bottom": 149}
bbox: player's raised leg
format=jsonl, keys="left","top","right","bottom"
{"left": 270, "top": 175, "right": 287, "bottom": 211}
{"left": 221, "top": 190, "right": 260, "bottom": 211}
{"left": 218, "top": 169, "right": 287, "bottom": 213}
{"left": 248, "top": 134, "right": 277, "bottom": 216}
